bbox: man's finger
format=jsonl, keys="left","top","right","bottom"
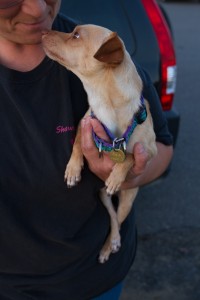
{"left": 80, "top": 116, "right": 114, "bottom": 179}
{"left": 81, "top": 116, "right": 110, "bottom": 154}
{"left": 90, "top": 118, "right": 110, "bottom": 141}
{"left": 81, "top": 116, "right": 95, "bottom": 154}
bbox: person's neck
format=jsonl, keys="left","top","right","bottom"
{"left": 0, "top": 41, "right": 46, "bottom": 72}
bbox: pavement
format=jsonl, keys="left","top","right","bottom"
{"left": 121, "top": 224, "right": 200, "bottom": 300}
{"left": 120, "top": 176, "right": 200, "bottom": 300}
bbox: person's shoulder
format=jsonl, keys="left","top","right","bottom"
{"left": 52, "top": 13, "right": 80, "bottom": 33}
{"left": 134, "top": 61, "right": 152, "bottom": 88}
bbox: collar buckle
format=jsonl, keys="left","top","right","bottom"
{"left": 113, "top": 137, "right": 126, "bottom": 151}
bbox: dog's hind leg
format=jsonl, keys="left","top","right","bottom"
{"left": 117, "top": 188, "right": 138, "bottom": 226}
{"left": 99, "top": 188, "right": 121, "bottom": 263}
{"left": 98, "top": 188, "right": 138, "bottom": 263}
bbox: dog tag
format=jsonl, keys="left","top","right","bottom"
{"left": 109, "top": 149, "right": 126, "bottom": 163}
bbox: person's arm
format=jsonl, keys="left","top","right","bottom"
{"left": 81, "top": 116, "right": 173, "bottom": 189}
{"left": 123, "top": 141, "right": 173, "bottom": 189}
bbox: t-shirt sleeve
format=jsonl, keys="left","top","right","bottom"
{"left": 136, "top": 64, "right": 173, "bottom": 146}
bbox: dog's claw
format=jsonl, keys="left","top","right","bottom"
{"left": 65, "top": 175, "right": 81, "bottom": 188}
{"left": 105, "top": 176, "right": 122, "bottom": 195}
{"left": 105, "top": 184, "right": 120, "bottom": 195}
{"left": 98, "top": 234, "right": 121, "bottom": 263}
{"left": 98, "top": 255, "right": 109, "bottom": 264}
{"left": 111, "top": 239, "right": 121, "bottom": 253}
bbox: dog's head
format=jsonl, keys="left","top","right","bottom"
{"left": 42, "top": 24, "right": 125, "bottom": 77}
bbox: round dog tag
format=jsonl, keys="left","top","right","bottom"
{"left": 109, "top": 149, "right": 126, "bottom": 163}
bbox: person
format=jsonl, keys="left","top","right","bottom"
{"left": 0, "top": 1, "right": 173, "bottom": 299}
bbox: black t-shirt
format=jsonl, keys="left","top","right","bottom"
{"left": 0, "top": 14, "right": 173, "bottom": 300}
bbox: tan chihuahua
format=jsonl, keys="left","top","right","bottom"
{"left": 42, "top": 24, "right": 157, "bottom": 263}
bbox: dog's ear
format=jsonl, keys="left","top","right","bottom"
{"left": 94, "top": 32, "right": 124, "bottom": 65}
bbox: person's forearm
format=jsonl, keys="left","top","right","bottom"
{"left": 81, "top": 118, "right": 174, "bottom": 190}
{"left": 122, "top": 142, "right": 173, "bottom": 190}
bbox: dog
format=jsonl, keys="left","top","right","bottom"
{"left": 42, "top": 24, "right": 157, "bottom": 263}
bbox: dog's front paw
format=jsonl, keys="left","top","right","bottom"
{"left": 105, "top": 175, "right": 122, "bottom": 195}
{"left": 64, "top": 161, "right": 83, "bottom": 187}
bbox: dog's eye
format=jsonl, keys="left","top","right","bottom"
{"left": 73, "top": 32, "right": 80, "bottom": 39}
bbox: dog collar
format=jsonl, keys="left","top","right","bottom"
{"left": 91, "top": 95, "right": 147, "bottom": 162}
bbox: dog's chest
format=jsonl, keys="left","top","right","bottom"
{"left": 93, "top": 104, "right": 136, "bottom": 141}
{"left": 87, "top": 92, "right": 138, "bottom": 140}
{"left": 95, "top": 107, "right": 120, "bottom": 135}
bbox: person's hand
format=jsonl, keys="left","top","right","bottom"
{"left": 81, "top": 116, "right": 150, "bottom": 188}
